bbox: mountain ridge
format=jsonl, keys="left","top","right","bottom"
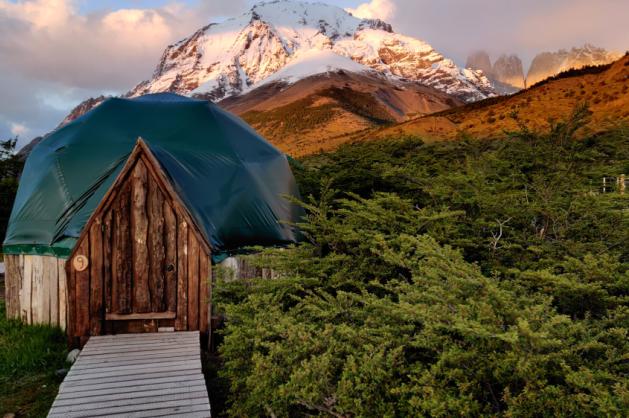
{"left": 354, "top": 54, "right": 629, "bottom": 145}
{"left": 466, "top": 44, "right": 621, "bottom": 91}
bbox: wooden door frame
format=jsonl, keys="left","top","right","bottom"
{"left": 65, "top": 137, "right": 212, "bottom": 343}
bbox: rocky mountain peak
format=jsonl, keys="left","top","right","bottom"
{"left": 493, "top": 54, "right": 525, "bottom": 89}
{"left": 527, "top": 44, "right": 621, "bottom": 86}
{"left": 465, "top": 50, "right": 524, "bottom": 93}
{"left": 128, "top": 0, "right": 494, "bottom": 102}
{"left": 466, "top": 51, "right": 493, "bottom": 78}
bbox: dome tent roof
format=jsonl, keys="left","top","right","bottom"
{"left": 4, "top": 93, "right": 303, "bottom": 261}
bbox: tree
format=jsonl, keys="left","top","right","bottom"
{"left": 0, "top": 137, "right": 24, "bottom": 242}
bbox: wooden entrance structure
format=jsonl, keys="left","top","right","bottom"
{"left": 66, "top": 139, "right": 211, "bottom": 347}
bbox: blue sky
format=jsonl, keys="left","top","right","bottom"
{"left": 1, "top": 0, "right": 627, "bottom": 147}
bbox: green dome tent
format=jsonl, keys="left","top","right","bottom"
{"left": 3, "top": 93, "right": 303, "bottom": 261}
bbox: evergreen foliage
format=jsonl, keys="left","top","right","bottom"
{"left": 216, "top": 107, "right": 629, "bottom": 416}
{"left": 0, "top": 137, "right": 23, "bottom": 243}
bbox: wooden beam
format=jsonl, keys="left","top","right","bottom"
{"left": 105, "top": 312, "right": 176, "bottom": 321}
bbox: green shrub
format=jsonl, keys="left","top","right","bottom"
{"left": 217, "top": 107, "right": 629, "bottom": 417}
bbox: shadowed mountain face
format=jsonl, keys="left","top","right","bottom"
{"left": 362, "top": 54, "right": 629, "bottom": 143}
{"left": 218, "top": 70, "right": 462, "bottom": 156}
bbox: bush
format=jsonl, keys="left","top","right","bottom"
{"left": 218, "top": 194, "right": 628, "bottom": 417}
{"left": 216, "top": 107, "right": 629, "bottom": 416}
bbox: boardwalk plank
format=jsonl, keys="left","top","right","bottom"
{"left": 52, "top": 389, "right": 208, "bottom": 408}
{"left": 69, "top": 359, "right": 198, "bottom": 374}
{"left": 103, "top": 403, "right": 211, "bottom": 418}
{"left": 61, "top": 371, "right": 202, "bottom": 388}
{"left": 56, "top": 378, "right": 205, "bottom": 399}
{"left": 49, "top": 396, "right": 209, "bottom": 417}
{"left": 74, "top": 352, "right": 198, "bottom": 364}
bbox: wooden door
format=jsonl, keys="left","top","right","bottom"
{"left": 103, "top": 159, "right": 178, "bottom": 327}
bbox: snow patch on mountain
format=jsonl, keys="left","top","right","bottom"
{"left": 244, "top": 49, "right": 371, "bottom": 89}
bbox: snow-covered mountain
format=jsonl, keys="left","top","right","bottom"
{"left": 128, "top": 0, "right": 495, "bottom": 102}
{"left": 527, "top": 44, "right": 622, "bottom": 86}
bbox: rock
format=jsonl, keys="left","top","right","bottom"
{"left": 4, "top": 413, "right": 16, "bottom": 418}
{"left": 66, "top": 348, "right": 80, "bottom": 364}
{"left": 55, "top": 368, "right": 68, "bottom": 378}
{"left": 493, "top": 54, "right": 525, "bottom": 89}
{"left": 466, "top": 51, "right": 525, "bottom": 92}
{"left": 527, "top": 44, "right": 621, "bottom": 86}
{"left": 466, "top": 50, "right": 493, "bottom": 78}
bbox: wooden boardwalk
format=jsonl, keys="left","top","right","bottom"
{"left": 48, "top": 331, "right": 211, "bottom": 417}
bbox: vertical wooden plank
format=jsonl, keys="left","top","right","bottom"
{"left": 164, "top": 202, "right": 177, "bottom": 313}
{"left": 131, "top": 160, "right": 150, "bottom": 313}
{"left": 21, "top": 255, "right": 32, "bottom": 323}
{"left": 113, "top": 182, "right": 132, "bottom": 314}
{"left": 58, "top": 258, "right": 67, "bottom": 331}
{"left": 65, "top": 262, "right": 76, "bottom": 342}
{"left": 175, "top": 219, "right": 188, "bottom": 331}
{"left": 89, "top": 220, "right": 104, "bottom": 336}
{"left": 3, "top": 256, "right": 11, "bottom": 318}
{"left": 41, "top": 256, "right": 51, "bottom": 324}
{"left": 4, "top": 256, "right": 16, "bottom": 319}
{"left": 199, "top": 252, "right": 210, "bottom": 333}
{"left": 148, "top": 175, "right": 166, "bottom": 312}
{"left": 187, "top": 230, "right": 199, "bottom": 331}
{"left": 75, "top": 238, "right": 91, "bottom": 339}
{"left": 103, "top": 210, "right": 113, "bottom": 314}
{"left": 45, "top": 257, "right": 59, "bottom": 326}
{"left": 44, "top": 256, "right": 59, "bottom": 326}
{"left": 31, "top": 256, "right": 45, "bottom": 324}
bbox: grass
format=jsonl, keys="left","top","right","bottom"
{"left": 0, "top": 301, "right": 66, "bottom": 417}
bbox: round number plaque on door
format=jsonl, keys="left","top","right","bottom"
{"left": 73, "top": 255, "right": 89, "bottom": 272}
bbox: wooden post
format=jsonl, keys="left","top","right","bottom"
{"left": 619, "top": 174, "right": 626, "bottom": 195}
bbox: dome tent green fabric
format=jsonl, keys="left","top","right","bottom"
{"left": 3, "top": 93, "right": 303, "bottom": 261}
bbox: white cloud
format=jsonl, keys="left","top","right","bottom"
{"left": 0, "top": 0, "right": 247, "bottom": 146}
{"left": 347, "top": 0, "right": 396, "bottom": 21}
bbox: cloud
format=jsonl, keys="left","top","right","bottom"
{"left": 0, "top": 1, "right": 194, "bottom": 91}
{"left": 347, "top": 0, "right": 396, "bottom": 21}
{"left": 0, "top": 0, "right": 247, "bottom": 146}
